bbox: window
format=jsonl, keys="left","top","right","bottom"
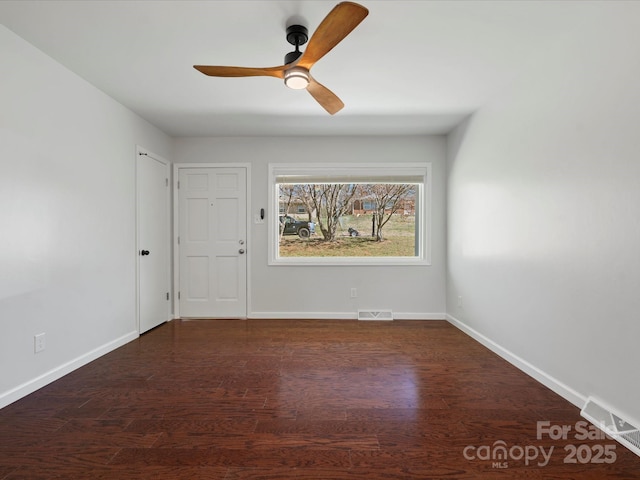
{"left": 268, "top": 163, "right": 431, "bottom": 265}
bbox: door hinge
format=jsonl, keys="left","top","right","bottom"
{"left": 166, "top": 292, "right": 170, "bottom": 301}
{"left": 165, "top": 178, "right": 169, "bottom": 187}
{"left": 177, "top": 180, "right": 180, "bottom": 189}
{"left": 177, "top": 236, "right": 180, "bottom": 245}
{"left": 178, "top": 291, "right": 181, "bottom": 300}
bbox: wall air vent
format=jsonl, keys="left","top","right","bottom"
{"left": 581, "top": 397, "right": 640, "bottom": 457}
{"left": 357, "top": 310, "right": 393, "bottom": 321}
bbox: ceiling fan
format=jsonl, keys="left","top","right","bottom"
{"left": 193, "top": 2, "right": 369, "bottom": 115}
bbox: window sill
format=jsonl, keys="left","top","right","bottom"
{"left": 269, "top": 257, "right": 431, "bottom": 267}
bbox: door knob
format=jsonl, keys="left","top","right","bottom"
{"left": 239, "top": 249, "right": 245, "bottom": 254}
{"left": 140, "top": 250, "right": 150, "bottom": 256}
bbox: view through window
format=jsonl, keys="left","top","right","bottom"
{"left": 269, "top": 163, "right": 430, "bottom": 265}
{"left": 278, "top": 183, "right": 418, "bottom": 257}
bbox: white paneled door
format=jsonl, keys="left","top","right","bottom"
{"left": 137, "top": 151, "right": 170, "bottom": 333}
{"left": 178, "top": 167, "right": 247, "bottom": 318}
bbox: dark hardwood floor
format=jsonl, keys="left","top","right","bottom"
{"left": 1, "top": 319, "right": 639, "bottom": 479}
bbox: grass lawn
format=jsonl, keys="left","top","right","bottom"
{"left": 279, "top": 214, "right": 417, "bottom": 257}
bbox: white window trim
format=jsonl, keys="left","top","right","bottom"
{"left": 268, "top": 162, "right": 432, "bottom": 266}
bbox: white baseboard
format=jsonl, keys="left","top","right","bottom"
{"left": 248, "top": 311, "right": 447, "bottom": 320}
{"left": 0, "top": 330, "right": 139, "bottom": 409}
{"left": 446, "top": 314, "right": 585, "bottom": 408}
{"left": 397, "top": 312, "right": 447, "bottom": 320}
{"left": 249, "top": 311, "right": 355, "bottom": 320}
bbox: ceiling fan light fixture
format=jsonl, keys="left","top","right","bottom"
{"left": 284, "top": 67, "right": 310, "bottom": 90}
{"left": 194, "top": 2, "right": 369, "bottom": 113}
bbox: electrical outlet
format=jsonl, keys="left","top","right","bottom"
{"left": 457, "top": 296, "right": 463, "bottom": 309}
{"left": 350, "top": 288, "right": 357, "bottom": 298}
{"left": 34, "top": 333, "right": 46, "bottom": 353}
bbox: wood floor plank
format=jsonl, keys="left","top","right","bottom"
{"left": 109, "top": 447, "right": 353, "bottom": 468}
{"left": 1, "top": 319, "right": 639, "bottom": 479}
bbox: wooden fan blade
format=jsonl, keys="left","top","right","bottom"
{"left": 297, "top": 2, "right": 368, "bottom": 70}
{"left": 193, "top": 64, "right": 289, "bottom": 79}
{"left": 307, "top": 76, "right": 344, "bottom": 115}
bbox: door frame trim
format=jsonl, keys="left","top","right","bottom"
{"left": 135, "top": 145, "right": 171, "bottom": 333}
{"left": 172, "top": 163, "right": 251, "bottom": 319}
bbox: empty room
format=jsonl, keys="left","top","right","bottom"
{"left": 1, "top": 1, "right": 639, "bottom": 478}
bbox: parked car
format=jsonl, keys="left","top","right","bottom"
{"left": 279, "top": 215, "right": 315, "bottom": 238}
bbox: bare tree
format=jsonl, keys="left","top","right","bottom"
{"left": 293, "top": 184, "right": 315, "bottom": 222}
{"left": 361, "top": 184, "right": 415, "bottom": 241}
{"left": 278, "top": 185, "right": 295, "bottom": 239}
{"left": 300, "top": 183, "right": 360, "bottom": 241}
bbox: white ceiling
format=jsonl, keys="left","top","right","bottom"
{"left": 0, "top": 1, "right": 606, "bottom": 137}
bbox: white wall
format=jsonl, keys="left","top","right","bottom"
{"left": 446, "top": 4, "right": 640, "bottom": 424}
{"left": 173, "top": 135, "right": 447, "bottom": 319}
{"left": 0, "top": 25, "right": 172, "bottom": 407}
